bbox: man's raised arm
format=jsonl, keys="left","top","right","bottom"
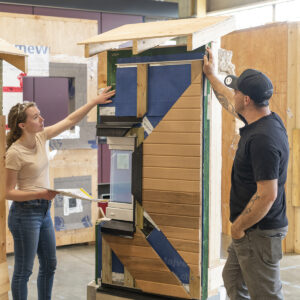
{"left": 203, "top": 48, "right": 239, "bottom": 119}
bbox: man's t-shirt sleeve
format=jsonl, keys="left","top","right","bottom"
{"left": 249, "top": 134, "right": 280, "bottom": 182}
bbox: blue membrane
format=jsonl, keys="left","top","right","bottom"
{"left": 147, "top": 228, "right": 190, "bottom": 284}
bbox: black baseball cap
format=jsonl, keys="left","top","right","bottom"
{"left": 224, "top": 69, "right": 273, "bottom": 106}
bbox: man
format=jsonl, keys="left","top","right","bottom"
{"left": 203, "top": 47, "right": 289, "bottom": 300}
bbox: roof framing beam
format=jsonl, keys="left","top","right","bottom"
{"left": 0, "top": 0, "right": 178, "bottom": 17}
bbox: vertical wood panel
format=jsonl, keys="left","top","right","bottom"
{"left": 102, "top": 237, "right": 112, "bottom": 284}
{"left": 137, "top": 63, "right": 148, "bottom": 118}
{"left": 0, "top": 116, "right": 6, "bottom": 262}
{"left": 98, "top": 51, "right": 108, "bottom": 89}
{"left": 0, "top": 117, "right": 9, "bottom": 299}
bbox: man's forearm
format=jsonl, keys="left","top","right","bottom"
{"left": 206, "top": 74, "right": 238, "bottom": 119}
{"left": 233, "top": 192, "right": 274, "bottom": 232}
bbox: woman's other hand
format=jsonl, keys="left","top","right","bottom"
{"left": 39, "top": 189, "right": 58, "bottom": 201}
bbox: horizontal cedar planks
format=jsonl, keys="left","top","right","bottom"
{"left": 154, "top": 120, "right": 201, "bottom": 133}
{"left": 162, "top": 108, "right": 201, "bottom": 121}
{"left": 145, "top": 132, "right": 200, "bottom": 145}
{"left": 150, "top": 213, "right": 199, "bottom": 229}
{"left": 143, "top": 190, "right": 200, "bottom": 205}
{"left": 189, "top": 264, "right": 201, "bottom": 275}
{"left": 118, "top": 256, "right": 169, "bottom": 273}
{"left": 182, "top": 83, "right": 201, "bottom": 97}
{"left": 144, "top": 167, "right": 200, "bottom": 181}
{"left": 143, "top": 178, "right": 200, "bottom": 193}
{"left": 102, "top": 233, "right": 149, "bottom": 247}
{"left": 179, "top": 251, "right": 200, "bottom": 265}
{"left": 144, "top": 155, "right": 200, "bottom": 169}
{"left": 129, "top": 270, "right": 179, "bottom": 285}
{"left": 144, "top": 144, "right": 200, "bottom": 156}
{"left": 191, "top": 62, "right": 202, "bottom": 83}
{"left": 171, "top": 96, "right": 201, "bottom": 109}
{"left": 143, "top": 201, "right": 200, "bottom": 217}
{"left": 107, "top": 243, "right": 157, "bottom": 259}
{"left": 135, "top": 280, "right": 192, "bottom": 299}
{"left": 167, "top": 238, "right": 200, "bottom": 253}
{"left": 159, "top": 225, "right": 200, "bottom": 241}
{"left": 105, "top": 229, "right": 191, "bottom": 298}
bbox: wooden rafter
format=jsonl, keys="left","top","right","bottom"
{"left": 79, "top": 16, "right": 235, "bottom": 57}
{"left": 0, "top": 38, "right": 27, "bottom": 72}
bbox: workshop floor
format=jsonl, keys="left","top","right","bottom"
{"left": 6, "top": 243, "right": 300, "bottom": 300}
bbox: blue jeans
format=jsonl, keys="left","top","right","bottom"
{"left": 8, "top": 199, "right": 57, "bottom": 300}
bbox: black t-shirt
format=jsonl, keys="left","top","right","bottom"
{"left": 230, "top": 112, "right": 289, "bottom": 230}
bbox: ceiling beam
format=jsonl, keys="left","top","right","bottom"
{"left": 0, "top": 0, "right": 178, "bottom": 17}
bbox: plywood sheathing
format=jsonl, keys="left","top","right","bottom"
{"left": 79, "top": 16, "right": 235, "bottom": 56}
{"left": 289, "top": 23, "right": 300, "bottom": 253}
{"left": 49, "top": 149, "right": 98, "bottom": 246}
{"left": 221, "top": 22, "right": 300, "bottom": 253}
{"left": 1, "top": 12, "right": 99, "bottom": 252}
{"left": 0, "top": 12, "right": 97, "bottom": 57}
{"left": 103, "top": 229, "right": 192, "bottom": 299}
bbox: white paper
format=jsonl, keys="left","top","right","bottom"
{"left": 35, "top": 186, "right": 106, "bottom": 203}
{"left": 63, "top": 192, "right": 83, "bottom": 216}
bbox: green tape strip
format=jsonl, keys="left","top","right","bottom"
{"left": 201, "top": 76, "right": 211, "bottom": 300}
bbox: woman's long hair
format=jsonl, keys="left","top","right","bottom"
{"left": 6, "top": 102, "right": 36, "bottom": 150}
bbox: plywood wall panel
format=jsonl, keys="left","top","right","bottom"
{"left": 0, "top": 12, "right": 97, "bottom": 56}
{"left": 49, "top": 149, "right": 98, "bottom": 246}
{"left": 221, "top": 23, "right": 289, "bottom": 235}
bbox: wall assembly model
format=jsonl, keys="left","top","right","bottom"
{"left": 80, "top": 16, "right": 235, "bottom": 299}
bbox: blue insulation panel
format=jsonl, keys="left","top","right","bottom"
{"left": 113, "top": 64, "right": 191, "bottom": 126}
{"left": 147, "top": 64, "right": 191, "bottom": 116}
{"left": 115, "top": 67, "right": 137, "bottom": 116}
{"left": 147, "top": 228, "right": 190, "bottom": 284}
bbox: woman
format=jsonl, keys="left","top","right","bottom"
{"left": 5, "top": 87, "right": 115, "bottom": 300}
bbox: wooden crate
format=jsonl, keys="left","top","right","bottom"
{"left": 221, "top": 22, "right": 300, "bottom": 253}
{"left": 1, "top": 12, "right": 99, "bottom": 252}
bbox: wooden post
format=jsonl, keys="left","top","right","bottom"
{"left": 101, "top": 237, "right": 112, "bottom": 284}
{"left": 0, "top": 58, "right": 9, "bottom": 300}
{"left": 195, "top": 0, "right": 206, "bottom": 17}
{"left": 136, "top": 64, "right": 148, "bottom": 118}
{"left": 124, "top": 268, "right": 135, "bottom": 288}
{"left": 0, "top": 59, "right": 2, "bottom": 115}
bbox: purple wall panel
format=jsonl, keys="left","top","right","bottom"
{"left": 101, "top": 13, "right": 143, "bottom": 33}
{"left": 0, "top": 4, "right": 33, "bottom": 14}
{"left": 34, "top": 77, "right": 69, "bottom": 127}
{"left": 33, "top": 7, "right": 101, "bottom": 33}
{"left": 98, "top": 145, "right": 102, "bottom": 183}
{"left": 101, "top": 144, "right": 111, "bottom": 184}
{"left": 23, "top": 77, "right": 34, "bottom": 101}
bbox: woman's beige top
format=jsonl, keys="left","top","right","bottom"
{"left": 6, "top": 131, "right": 49, "bottom": 190}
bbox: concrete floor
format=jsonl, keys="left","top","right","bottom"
{"left": 6, "top": 244, "right": 300, "bottom": 300}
